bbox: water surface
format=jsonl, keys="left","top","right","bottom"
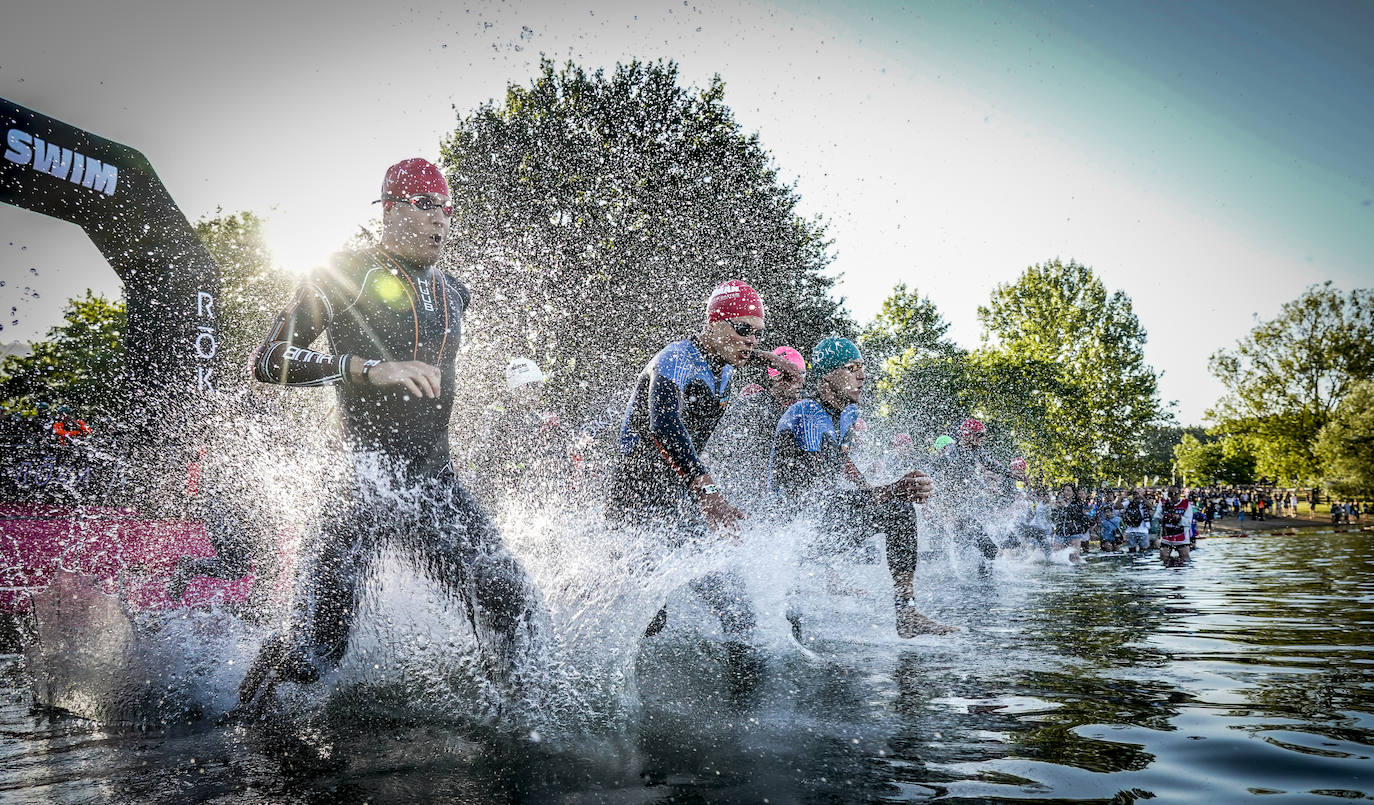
{"left": 1, "top": 530, "right": 1370, "bottom": 803}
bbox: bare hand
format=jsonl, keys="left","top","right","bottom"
{"left": 365, "top": 360, "right": 442, "bottom": 398}
{"left": 886, "top": 470, "right": 933, "bottom": 504}
{"left": 700, "top": 493, "right": 746, "bottom": 536}
{"left": 752, "top": 349, "right": 803, "bottom": 384}
{"left": 692, "top": 474, "right": 746, "bottom": 536}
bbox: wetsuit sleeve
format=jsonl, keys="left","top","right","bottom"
{"left": 451, "top": 277, "right": 472, "bottom": 312}
{"left": 253, "top": 274, "right": 358, "bottom": 387}
{"left": 646, "top": 370, "right": 709, "bottom": 480}
{"left": 977, "top": 454, "right": 1019, "bottom": 482}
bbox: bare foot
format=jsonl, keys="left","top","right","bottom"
{"left": 896, "top": 607, "right": 961, "bottom": 637}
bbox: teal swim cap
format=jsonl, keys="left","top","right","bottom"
{"left": 811, "top": 337, "right": 862, "bottom": 378}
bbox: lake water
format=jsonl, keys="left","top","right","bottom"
{"left": 1, "top": 529, "right": 1370, "bottom": 803}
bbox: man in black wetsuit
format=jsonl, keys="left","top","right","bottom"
{"left": 928, "top": 418, "right": 1019, "bottom": 567}
{"left": 236, "top": 158, "right": 542, "bottom": 712}
{"left": 608, "top": 281, "right": 799, "bottom": 679}
{"left": 768, "top": 337, "right": 953, "bottom": 637}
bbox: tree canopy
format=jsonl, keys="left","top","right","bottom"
{"left": 1208, "top": 281, "right": 1374, "bottom": 483}
{"left": 0, "top": 290, "right": 126, "bottom": 418}
{"left": 438, "top": 58, "right": 851, "bottom": 414}
{"left": 1314, "top": 378, "right": 1374, "bottom": 496}
{"left": 976, "top": 258, "right": 1161, "bottom": 483}
{"left": 194, "top": 210, "right": 294, "bottom": 374}
{"left": 1172, "top": 430, "right": 1257, "bottom": 487}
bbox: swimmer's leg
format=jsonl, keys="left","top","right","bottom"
{"left": 418, "top": 474, "right": 542, "bottom": 681}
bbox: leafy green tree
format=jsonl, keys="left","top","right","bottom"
{"left": 861, "top": 285, "right": 1072, "bottom": 475}
{"left": 976, "top": 258, "right": 1161, "bottom": 483}
{"left": 1132, "top": 424, "right": 1199, "bottom": 483}
{"left": 1172, "top": 431, "right": 1256, "bottom": 486}
{"left": 193, "top": 210, "right": 295, "bottom": 373}
{"left": 1209, "top": 281, "right": 1374, "bottom": 483}
{"left": 0, "top": 291, "right": 126, "bottom": 418}
{"left": 1314, "top": 378, "right": 1374, "bottom": 496}
{"left": 438, "top": 58, "right": 851, "bottom": 414}
{"left": 859, "top": 283, "right": 958, "bottom": 365}
{"left": 861, "top": 284, "right": 966, "bottom": 435}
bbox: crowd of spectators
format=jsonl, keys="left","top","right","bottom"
{"left": 1031, "top": 484, "right": 1368, "bottom": 557}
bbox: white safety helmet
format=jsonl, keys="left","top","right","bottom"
{"left": 505, "top": 358, "right": 545, "bottom": 392}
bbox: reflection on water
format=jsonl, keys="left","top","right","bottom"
{"left": 2, "top": 531, "right": 1371, "bottom": 803}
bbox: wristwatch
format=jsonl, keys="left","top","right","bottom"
{"left": 359, "top": 359, "right": 380, "bottom": 383}
{"left": 697, "top": 483, "right": 721, "bottom": 497}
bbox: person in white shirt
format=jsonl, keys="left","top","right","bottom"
{"left": 1120, "top": 488, "right": 1152, "bottom": 553}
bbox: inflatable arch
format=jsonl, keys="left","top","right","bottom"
{"left": 1, "top": 96, "right": 222, "bottom": 406}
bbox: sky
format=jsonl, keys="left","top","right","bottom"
{"left": 2, "top": 0, "right": 1371, "bottom": 425}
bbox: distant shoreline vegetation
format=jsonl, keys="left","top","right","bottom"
{"left": 1, "top": 60, "right": 1369, "bottom": 497}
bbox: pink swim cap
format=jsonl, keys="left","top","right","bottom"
{"left": 767, "top": 345, "right": 806, "bottom": 379}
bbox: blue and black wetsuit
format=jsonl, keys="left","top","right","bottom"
{"left": 768, "top": 396, "right": 921, "bottom": 581}
{"left": 247, "top": 246, "right": 539, "bottom": 684}
{"left": 608, "top": 336, "right": 733, "bottom": 523}
{"left": 607, "top": 337, "right": 757, "bottom": 641}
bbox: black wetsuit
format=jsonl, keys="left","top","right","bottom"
{"left": 929, "top": 443, "right": 1006, "bottom": 561}
{"left": 249, "top": 247, "right": 538, "bottom": 682}
{"left": 1051, "top": 501, "right": 1091, "bottom": 543}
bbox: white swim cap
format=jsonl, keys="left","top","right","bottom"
{"left": 505, "top": 358, "right": 545, "bottom": 391}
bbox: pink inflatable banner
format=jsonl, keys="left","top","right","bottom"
{"left": 0, "top": 505, "right": 269, "bottom": 614}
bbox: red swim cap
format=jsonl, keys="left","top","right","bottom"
{"left": 893, "top": 432, "right": 913, "bottom": 447}
{"left": 381, "top": 158, "right": 450, "bottom": 200}
{"left": 706, "top": 280, "right": 765, "bottom": 323}
{"left": 959, "top": 418, "right": 986, "bottom": 437}
{"left": 1009, "top": 457, "right": 1028, "bottom": 473}
{"left": 767, "top": 346, "right": 806, "bottom": 379}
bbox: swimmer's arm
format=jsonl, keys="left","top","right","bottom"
{"left": 646, "top": 370, "right": 709, "bottom": 480}
{"left": 253, "top": 283, "right": 359, "bottom": 387}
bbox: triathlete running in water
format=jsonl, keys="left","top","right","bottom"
{"left": 929, "top": 418, "right": 1018, "bottom": 567}
{"left": 607, "top": 281, "right": 800, "bottom": 687}
{"left": 235, "top": 159, "right": 543, "bottom": 714}
{"left": 1049, "top": 482, "right": 1089, "bottom": 563}
{"left": 768, "top": 337, "right": 954, "bottom": 637}
{"left": 703, "top": 345, "right": 807, "bottom": 503}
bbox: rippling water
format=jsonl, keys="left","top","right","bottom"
{"left": 2, "top": 530, "right": 1370, "bottom": 804}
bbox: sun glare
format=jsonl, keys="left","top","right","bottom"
{"left": 263, "top": 210, "right": 351, "bottom": 276}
